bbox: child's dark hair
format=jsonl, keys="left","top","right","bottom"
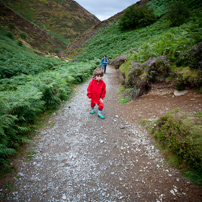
{"left": 93, "top": 68, "right": 104, "bottom": 78}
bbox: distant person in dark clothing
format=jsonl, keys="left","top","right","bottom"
{"left": 100, "top": 55, "right": 108, "bottom": 74}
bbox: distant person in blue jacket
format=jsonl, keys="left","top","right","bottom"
{"left": 100, "top": 55, "right": 108, "bottom": 74}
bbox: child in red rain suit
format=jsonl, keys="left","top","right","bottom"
{"left": 87, "top": 68, "right": 106, "bottom": 119}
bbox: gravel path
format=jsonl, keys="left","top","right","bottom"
{"left": 2, "top": 66, "right": 202, "bottom": 201}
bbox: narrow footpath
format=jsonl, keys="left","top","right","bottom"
{"left": 2, "top": 66, "right": 202, "bottom": 201}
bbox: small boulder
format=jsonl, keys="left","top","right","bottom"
{"left": 111, "top": 55, "right": 127, "bottom": 69}
{"left": 174, "top": 90, "right": 188, "bottom": 96}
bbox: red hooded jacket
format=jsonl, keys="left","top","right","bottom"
{"left": 87, "top": 79, "right": 106, "bottom": 104}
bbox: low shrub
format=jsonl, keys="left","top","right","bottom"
{"left": 125, "top": 63, "right": 143, "bottom": 87}
{"left": 0, "top": 10, "right": 7, "bottom": 16}
{"left": 176, "top": 42, "right": 202, "bottom": 71}
{"left": 151, "top": 108, "right": 202, "bottom": 172}
{"left": 174, "top": 67, "right": 202, "bottom": 89}
{"left": 0, "top": 98, "right": 29, "bottom": 168}
{"left": 55, "top": 48, "right": 60, "bottom": 54}
{"left": 6, "top": 31, "right": 14, "bottom": 39}
{"left": 120, "top": 56, "right": 171, "bottom": 97}
{"left": 0, "top": 86, "right": 45, "bottom": 123}
{"left": 17, "top": 40, "right": 23, "bottom": 46}
{"left": 122, "top": 62, "right": 150, "bottom": 97}
{"left": 19, "top": 32, "right": 27, "bottom": 39}
{"left": 175, "top": 83, "right": 185, "bottom": 91}
{"left": 144, "top": 56, "right": 171, "bottom": 82}
{"left": 8, "top": 23, "right": 15, "bottom": 30}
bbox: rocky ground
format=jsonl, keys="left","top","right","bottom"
{"left": 1, "top": 65, "right": 202, "bottom": 201}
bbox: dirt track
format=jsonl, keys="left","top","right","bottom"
{"left": 1, "top": 65, "right": 202, "bottom": 201}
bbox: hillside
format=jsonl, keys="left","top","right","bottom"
{"left": 0, "top": 0, "right": 100, "bottom": 41}
{"left": 62, "top": 0, "right": 151, "bottom": 58}
{"left": 64, "top": 0, "right": 202, "bottom": 61}
{"left": 0, "top": 3, "right": 67, "bottom": 55}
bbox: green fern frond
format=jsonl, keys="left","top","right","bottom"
{"left": 0, "top": 145, "right": 16, "bottom": 157}
{"left": 0, "top": 157, "right": 9, "bottom": 167}
{"left": 19, "top": 136, "right": 32, "bottom": 143}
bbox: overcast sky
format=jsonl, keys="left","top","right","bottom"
{"left": 75, "top": 0, "right": 140, "bottom": 21}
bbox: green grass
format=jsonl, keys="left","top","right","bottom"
{"left": 47, "top": 30, "right": 70, "bottom": 45}
{"left": 49, "top": 122, "right": 55, "bottom": 128}
{"left": 3, "top": 181, "right": 14, "bottom": 192}
{"left": 2, "top": 181, "right": 14, "bottom": 199}
{"left": 118, "top": 97, "right": 131, "bottom": 104}
{"left": 183, "top": 169, "right": 202, "bottom": 186}
{"left": 117, "top": 85, "right": 125, "bottom": 95}
{"left": 26, "top": 151, "right": 37, "bottom": 161}
{"left": 139, "top": 119, "right": 151, "bottom": 126}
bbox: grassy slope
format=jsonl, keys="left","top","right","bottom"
{"left": 76, "top": 5, "right": 202, "bottom": 62}
{"left": 0, "top": 26, "right": 99, "bottom": 170}
{"left": 0, "top": 0, "right": 100, "bottom": 41}
{"left": 0, "top": 3, "right": 67, "bottom": 55}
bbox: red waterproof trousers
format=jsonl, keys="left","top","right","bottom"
{"left": 91, "top": 101, "right": 104, "bottom": 111}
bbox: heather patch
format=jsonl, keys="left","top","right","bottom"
{"left": 150, "top": 108, "right": 202, "bottom": 174}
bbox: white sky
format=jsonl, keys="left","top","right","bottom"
{"left": 75, "top": 0, "right": 140, "bottom": 21}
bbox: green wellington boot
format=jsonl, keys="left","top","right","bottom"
{"left": 98, "top": 114, "right": 105, "bottom": 119}
{"left": 90, "top": 109, "right": 95, "bottom": 114}
{"left": 98, "top": 109, "right": 105, "bottom": 119}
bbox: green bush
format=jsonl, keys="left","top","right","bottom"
{"left": 17, "top": 40, "right": 23, "bottom": 46}
{"left": 0, "top": 10, "right": 7, "bottom": 16}
{"left": 174, "top": 67, "right": 202, "bottom": 89}
{"left": 176, "top": 42, "right": 202, "bottom": 71}
{"left": 19, "top": 32, "right": 27, "bottom": 39}
{"left": 151, "top": 108, "right": 202, "bottom": 172}
{"left": 145, "top": 56, "right": 171, "bottom": 82}
{"left": 175, "top": 83, "right": 185, "bottom": 91}
{"left": 6, "top": 31, "right": 14, "bottom": 39}
{"left": 0, "top": 86, "right": 45, "bottom": 123}
{"left": 55, "top": 48, "right": 60, "bottom": 54}
{"left": 0, "top": 98, "right": 29, "bottom": 168}
{"left": 119, "top": 5, "right": 156, "bottom": 31}
{"left": 166, "top": 2, "right": 191, "bottom": 26}
{"left": 8, "top": 23, "right": 15, "bottom": 30}
{"left": 125, "top": 63, "right": 143, "bottom": 87}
